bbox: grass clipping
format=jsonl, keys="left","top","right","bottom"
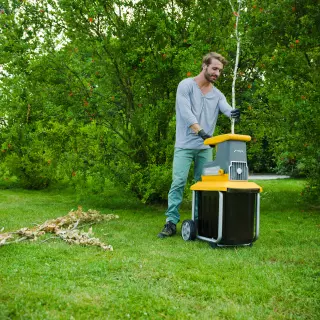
{"left": 0, "top": 206, "right": 119, "bottom": 251}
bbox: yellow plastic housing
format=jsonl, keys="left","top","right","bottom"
{"left": 204, "top": 133, "right": 251, "bottom": 146}
{"left": 191, "top": 174, "right": 262, "bottom": 192}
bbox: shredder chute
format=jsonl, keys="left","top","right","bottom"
{"left": 181, "top": 134, "right": 262, "bottom": 248}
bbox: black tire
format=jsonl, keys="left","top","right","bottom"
{"left": 181, "top": 220, "right": 196, "bottom": 241}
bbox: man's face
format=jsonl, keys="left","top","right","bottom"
{"left": 203, "top": 59, "right": 224, "bottom": 83}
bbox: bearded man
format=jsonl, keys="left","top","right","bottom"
{"left": 158, "top": 52, "right": 240, "bottom": 238}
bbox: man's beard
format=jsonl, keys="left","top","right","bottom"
{"left": 204, "top": 71, "right": 218, "bottom": 83}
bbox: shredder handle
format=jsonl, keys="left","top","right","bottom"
{"left": 252, "top": 193, "right": 260, "bottom": 242}
{"left": 196, "top": 192, "right": 224, "bottom": 244}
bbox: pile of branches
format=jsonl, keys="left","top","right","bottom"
{"left": 0, "top": 206, "right": 119, "bottom": 251}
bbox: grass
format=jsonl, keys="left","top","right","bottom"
{"left": 0, "top": 179, "right": 319, "bottom": 319}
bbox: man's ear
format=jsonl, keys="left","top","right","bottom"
{"left": 202, "top": 63, "right": 206, "bottom": 70}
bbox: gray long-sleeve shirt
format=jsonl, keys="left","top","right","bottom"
{"left": 175, "top": 78, "right": 233, "bottom": 149}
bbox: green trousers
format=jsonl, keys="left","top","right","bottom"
{"left": 165, "top": 148, "right": 212, "bottom": 224}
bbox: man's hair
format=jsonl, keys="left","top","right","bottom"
{"left": 201, "top": 52, "right": 228, "bottom": 70}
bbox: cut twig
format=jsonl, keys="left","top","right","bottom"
{"left": 70, "top": 219, "right": 80, "bottom": 230}
{"left": 40, "top": 236, "right": 60, "bottom": 243}
{"left": 1, "top": 237, "right": 28, "bottom": 246}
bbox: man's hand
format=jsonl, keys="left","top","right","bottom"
{"left": 198, "top": 129, "right": 215, "bottom": 148}
{"left": 197, "top": 129, "right": 211, "bottom": 140}
{"left": 231, "top": 108, "right": 240, "bottom": 123}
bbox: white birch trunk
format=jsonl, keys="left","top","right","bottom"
{"left": 228, "top": 0, "right": 242, "bottom": 134}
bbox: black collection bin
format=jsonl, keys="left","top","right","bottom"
{"left": 197, "top": 189, "right": 260, "bottom": 246}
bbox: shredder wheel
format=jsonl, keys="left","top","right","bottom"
{"left": 181, "top": 220, "right": 196, "bottom": 241}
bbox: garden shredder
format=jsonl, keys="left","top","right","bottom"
{"left": 181, "top": 133, "right": 262, "bottom": 247}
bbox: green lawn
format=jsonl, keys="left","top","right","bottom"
{"left": 0, "top": 179, "right": 319, "bottom": 319}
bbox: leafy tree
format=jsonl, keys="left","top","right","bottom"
{"left": 242, "top": 0, "right": 320, "bottom": 205}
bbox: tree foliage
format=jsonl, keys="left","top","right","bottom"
{"left": 0, "top": 0, "right": 319, "bottom": 205}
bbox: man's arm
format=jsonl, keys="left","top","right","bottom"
{"left": 218, "top": 96, "right": 240, "bottom": 122}
{"left": 190, "top": 123, "right": 212, "bottom": 141}
{"left": 176, "top": 81, "right": 198, "bottom": 128}
{"left": 189, "top": 123, "right": 202, "bottom": 134}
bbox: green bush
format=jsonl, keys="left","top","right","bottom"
{"left": 4, "top": 152, "right": 56, "bottom": 190}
